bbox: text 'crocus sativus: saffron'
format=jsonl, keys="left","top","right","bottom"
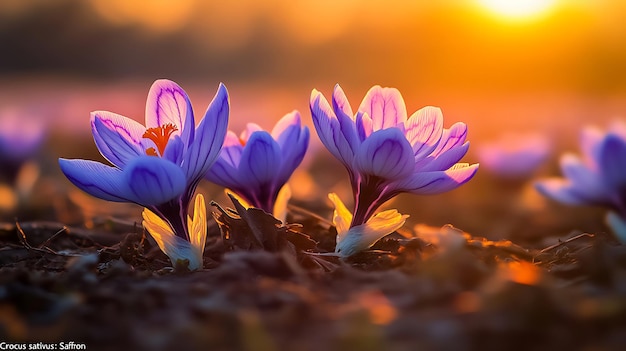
{"left": 59, "top": 79, "right": 229, "bottom": 269}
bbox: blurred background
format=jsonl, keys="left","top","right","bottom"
{"left": 0, "top": 0, "right": 624, "bottom": 241}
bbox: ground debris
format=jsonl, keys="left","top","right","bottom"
{"left": 2, "top": 210, "right": 626, "bottom": 350}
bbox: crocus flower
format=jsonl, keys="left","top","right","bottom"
{"left": 205, "top": 111, "right": 309, "bottom": 221}
{"left": 535, "top": 122, "right": 626, "bottom": 242}
{"left": 477, "top": 132, "right": 551, "bottom": 179}
{"left": 59, "top": 80, "right": 229, "bottom": 263}
{"left": 310, "top": 85, "right": 478, "bottom": 229}
{"left": 0, "top": 107, "right": 46, "bottom": 182}
{"left": 142, "top": 193, "right": 207, "bottom": 270}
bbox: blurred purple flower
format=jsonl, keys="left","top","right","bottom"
{"left": 477, "top": 132, "right": 551, "bottom": 179}
{"left": 0, "top": 107, "right": 46, "bottom": 181}
{"left": 59, "top": 79, "right": 229, "bottom": 246}
{"left": 535, "top": 122, "right": 626, "bottom": 242}
{"left": 310, "top": 84, "right": 478, "bottom": 228}
{"left": 205, "top": 111, "right": 309, "bottom": 220}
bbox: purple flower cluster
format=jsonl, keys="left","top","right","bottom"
{"left": 536, "top": 122, "right": 626, "bottom": 242}
{"left": 310, "top": 85, "right": 478, "bottom": 228}
{"left": 477, "top": 132, "right": 550, "bottom": 180}
{"left": 59, "top": 80, "right": 479, "bottom": 264}
{"left": 205, "top": 111, "right": 309, "bottom": 218}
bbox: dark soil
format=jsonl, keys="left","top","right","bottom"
{"left": 1, "top": 154, "right": 625, "bottom": 351}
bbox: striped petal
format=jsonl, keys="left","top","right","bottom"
{"left": 205, "top": 159, "right": 240, "bottom": 189}
{"left": 355, "top": 128, "right": 414, "bottom": 180}
{"left": 124, "top": 156, "right": 187, "bottom": 206}
{"left": 145, "top": 79, "right": 194, "bottom": 146}
{"left": 358, "top": 86, "right": 407, "bottom": 131}
{"left": 405, "top": 106, "right": 444, "bottom": 161}
{"left": 59, "top": 158, "right": 128, "bottom": 202}
{"left": 271, "top": 111, "right": 301, "bottom": 144}
{"left": 183, "top": 83, "right": 229, "bottom": 183}
{"left": 399, "top": 163, "right": 479, "bottom": 195}
{"left": 91, "top": 111, "right": 145, "bottom": 167}
{"left": 238, "top": 132, "right": 281, "bottom": 187}
{"left": 310, "top": 89, "right": 355, "bottom": 166}
{"left": 417, "top": 142, "right": 470, "bottom": 172}
{"left": 332, "top": 84, "right": 354, "bottom": 121}
{"left": 431, "top": 122, "right": 468, "bottom": 157}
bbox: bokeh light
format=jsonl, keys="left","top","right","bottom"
{"left": 478, "top": 0, "right": 558, "bottom": 20}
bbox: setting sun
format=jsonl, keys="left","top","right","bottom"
{"left": 479, "top": 0, "right": 558, "bottom": 20}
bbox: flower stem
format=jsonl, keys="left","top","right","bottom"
{"left": 350, "top": 176, "right": 393, "bottom": 227}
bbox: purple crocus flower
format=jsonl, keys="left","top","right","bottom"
{"left": 536, "top": 122, "right": 626, "bottom": 242}
{"left": 59, "top": 79, "right": 229, "bottom": 248}
{"left": 310, "top": 85, "right": 479, "bottom": 228}
{"left": 205, "top": 111, "right": 309, "bottom": 220}
{"left": 477, "top": 132, "right": 551, "bottom": 180}
{"left": 0, "top": 107, "right": 46, "bottom": 182}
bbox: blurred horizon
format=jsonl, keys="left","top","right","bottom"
{"left": 2, "top": 0, "right": 626, "bottom": 146}
{"left": 1, "top": 0, "right": 625, "bottom": 93}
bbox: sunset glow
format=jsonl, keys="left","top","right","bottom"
{"left": 479, "top": 0, "right": 557, "bottom": 20}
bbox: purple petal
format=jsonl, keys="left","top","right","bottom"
{"left": 336, "top": 102, "right": 360, "bottom": 155}
{"left": 91, "top": 111, "right": 145, "bottom": 167}
{"left": 59, "top": 158, "right": 128, "bottom": 202}
{"left": 535, "top": 179, "right": 588, "bottom": 206}
{"left": 356, "top": 111, "right": 373, "bottom": 141}
{"left": 271, "top": 113, "right": 304, "bottom": 157}
{"left": 561, "top": 154, "right": 605, "bottom": 195}
{"left": 358, "top": 86, "right": 408, "bottom": 131}
{"left": 145, "top": 79, "right": 194, "bottom": 147}
{"left": 240, "top": 123, "right": 263, "bottom": 143}
{"left": 579, "top": 126, "right": 603, "bottom": 169}
{"left": 536, "top": 153, "right": 612, "bottom": 206}
{"left": 0, "top": 110, "right": 45, "bottom": 161}
{"left": 271, "top": 111, "right": 301, "bottom": 143}
{"left": 183, "top": 83, "right": 229, "bottom": 183}
{"left": 123, "top": 156, "right": 187, "bottom": 206}
{"left": 332, "top": 84, "right": 354, "bottom": 122}
{"left": 404, "top": 106, "right": 444, "bottom": 161}
{"left": 599, "top": 134, "right": 626, "bottom": 191}
{"left": 220, "top": 131, "right": 244, "bottom": 167}
{"left": 163, "top": 135, "right": 184, "bottom": 165}
{"left": 399, "top": 163, "right": 479, "bottom": 195}
{"left": 205, "top": 158, "right": 240, "bottom": 189}
{"left": 310, "top": 90, "right": 355, "bottom": 166}
{"left": 277, "top": 127, "right": 309, "bottom": 186}
{"left": 431, "top": 122, "right": 468, "bottom": 157}
{"left": 417, "top": 142, "right": 470, "bottom": 172}
{"left": 239, "top": 131, "right": 281, "bottom": 186}
{"left": 355, "top": 128, "right": 414, "bottom": 180}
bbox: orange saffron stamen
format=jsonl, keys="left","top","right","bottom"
{"left": 143, "top": 123, "right": 178, "bottom": 156}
